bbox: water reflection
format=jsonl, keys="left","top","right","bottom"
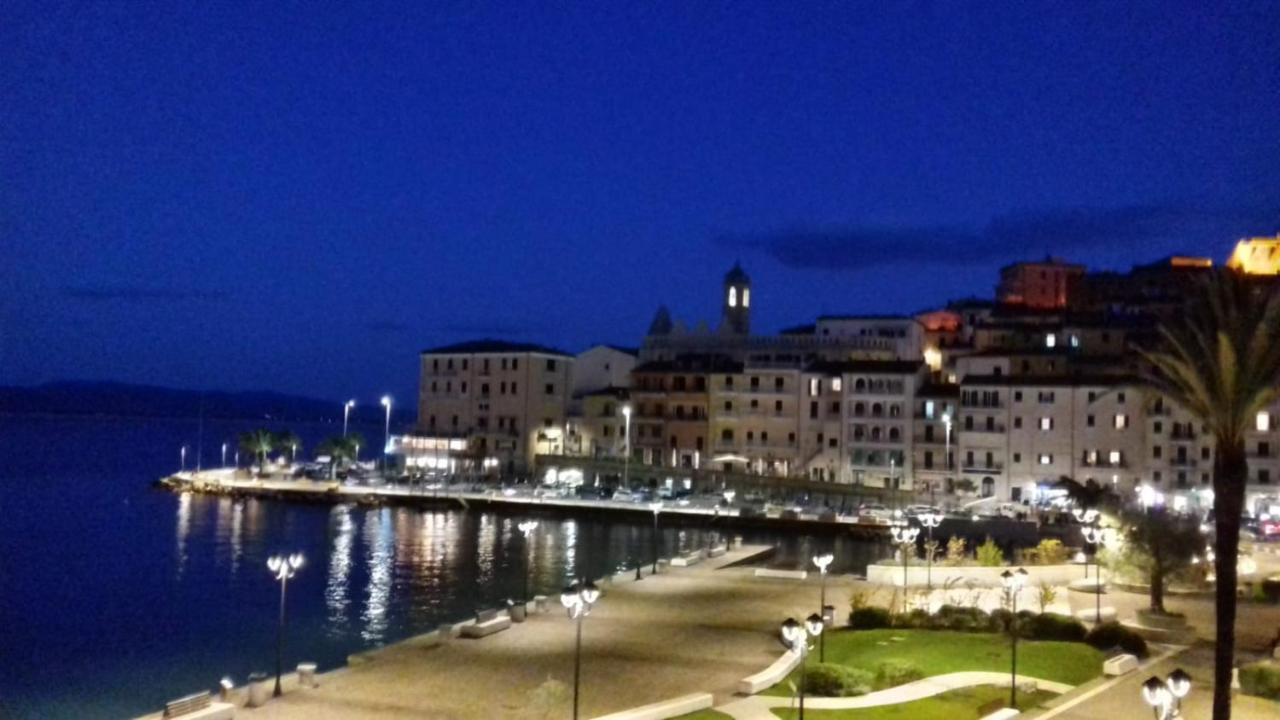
{"left": 175, "top": 492, "right": 191, "bottom": 577}
{"left": 326, "top": 506, "right": 354, "bottom": 633}
{"left": 361, "top": 507, "right": 394, "bottom": 643}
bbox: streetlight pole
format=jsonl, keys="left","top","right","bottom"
{"left": 221, "top": 442, "right": 228, "bottom": 468}
{"left": 621, "top": 404, "right": 632, "bottom": 489}
{"left": 343, "top": 399, "right": 355, "bottom": 437}
{"left": 920, "top": 512, "right": 943, "bottom": 592}
{"left": 1073, "top": 507, "right": 1102, "bottom": 623}
{"left": 518, "top": 520, "right": 538, "bottom": 602}
{"left": 890, "top": 523, "right": 919, "bottom": 613}
{"left": 649, "top": 501, "right": 663, "bottom": 574}
{"left": 267, "top": 553, "right": 304, "bottom": 697}
{"left": 1142, "top": 668, "right": 1190, "bottom": 720}
{"left": 1001, "top": 567, "right": 1028, "bottom": 710}
{"left": 180, "top": 445, "right": 187, "bottom": 472}
{"left": 942, "top": 412, "right": 952, "bottom": 503}
{"left": 380, "top": 395, "right": 392, "bottom": 474}
{"left": 560, "top": 581, "right": 601, "bottom": 720}
{"left": 812, "top": 553, "right": 833, "bottom": 661}
{"left": 780, "top": 614, "right": 825, "bottom": 720}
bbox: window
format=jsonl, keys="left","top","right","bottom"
{"left": 511, "top": 382, "right": 517, "bottom": 394}
{"left": 1014, "top": 391, "right": 1023, "bottom": 402}
{"left": 809, "top": 378, "right": 820, "bottom": 396}
{"left": 775, "top": 400, "right": 783, "bottom": 413}
{"left": 761, "top": 431, "right": 769, "bottom": 443}
{"left": 431, "top": 381, "right": 438, "bottom": 392}
{"left": 830, "top": 401, "right": 840, "bottom": 414}
{"left": 1039, "top": 417, "right": 1053, "bottom": 431}
{"left": 1117, "top": 392, "right": 1126, "bottom": 403}
{"left": 547, "top": 359, "right": 557, "bottom": 371}
{"left": 827, "top": 437, "right": 836, "bottom": 448}
{"left": 724, "top": 376, "right": 734, "bottom": 389}
{"left": 750, "top": 377, "right": 760, "bottom": 389}
{"left": 1038, "top": 391, "right": 1055, "bottom": 403}
{"left": 545, "top": 383, "right": 555, "bottom": 395}
{"left": 501, "top": 358, "right": 507, "bottom": 370}
{"left": 432, "top": 358, "right": 439, "bottom": 371}
{"left": 775, "top": 377, "right": 784, "bottom": 390}
{"left": 1070, "top": 334, "right": 1080, "bottom": 348}
{"left": 831, "top": 378, "right": 842, "bottom": 392}
{"left": 924, "top": 400, "right": 935, "bottom": 419}
{"left": 1262, "top": 469, "right": 1272, "bottom": 485}
{"left": 1109, "top": 450, "right": 1122, "bottom": 465}
{"left": 462, "top": 359, "right": 469, "bottom": 370}
{"left": 1114, "top": 414, "right": 1129, "bottom": 429}
{"left": 1087, "top": 414, "right": 1095, "bottom": 427}
{"left": 1085, "top": 450, "right": 1098, "bottom": 465}
{"left": 751, "top": 399, "right": 759, "bottom": 409}
{"left": 1013, "top": 452, "right": 1021, "bottom": 463}
{"left": 809, "top": 401, "right": 818, "bottom": 419}
{"left": 1045, "top": 333, "right": 1057, "bottom": 348}
{"left": 1014, "top": 417, "right": 1022, "bottom": 429}
{"left": 985, "top": 416, "right": 995, "bottom": 431}
{"left": 743, "top": 288, "right": 750, "bottom": 307}
{"left": 724, "top": 401, "right": 732, "bottom": 411}
{"left": 1260, "top": 441, "right": 1271, "bottom": 457}
{"left": 1202, "top": 447, "right": 1211, "bottom": 460}
{"left": 727, "top": 286, "right": 737, "bottom": 307}
{"left": 721, "top": 429, "right": 733, "bottom": 441}
{"left": 1153, "top": 446, "right": 1163, "bottom": 459}
{"left": 1154, "top": 421, "right": 1163, "bottom": 434}
{"left": 461, "top": 382, "right": 468, "bottom": 393}
{"left": 512, "top": 358, "right": 519, "bottom": 370}
{"left": 499, "top": 381, "right": 506, "bottom": 394}
{"left": 447, "top": 358, "right": 454, "bottom": 370}
{"left": 1258, "top": 411, "right": 1271, "bottom": 432}
{"left": 1038, "top": 453, "right": 1052, "bottom": 465}
{"left": 746, "top": 431, "right": 754, "bottom": 442}
{"left": 1088, "top": 391, "right": 1097, "bottom": 402}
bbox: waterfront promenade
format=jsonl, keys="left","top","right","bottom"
{"left": 142, "top": 545, "right": 870, "bottom": 720}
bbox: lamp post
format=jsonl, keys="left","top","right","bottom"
{"left": 290, "top": 442, "right": 298, "bottom": 465}
{"left": 221, "top": 442, "right": 228, "bottom": 468}
{"left": 343, "top": 399, "right": 355, "bottom": 437}
{"left": 1142, "top": 668, "right": 1190, "bottom": 719}
{"left": 621, "top": 404, "right": 632, "bottom": 489}
{"left": 180, "top": 445, "right": 187, "bottom": 472}
{"left": 812, "top": 553, "right": 834, "bottom": 661}
{"left": 1082, "top": 525, "right": 1106, "bottom": 623}
{"left": 560, "top": 581, "right": 601, "bottom": 720}
{"left": 919, "top": 512, "right": 944, "bottom": 592}
{"left": 890, "top": 523, "right": 919, "bottom": 613}
{"left": 380, "top": 396, "right": 392, "bottom": 473}
{"left": 780, "top": 614, "right": 825, "bottom": 720}
{"left": 941, "top": 412, "right": 952, "bottom": 504}
{"left": 267, "top": 553, "right": 305, "bottom": 697}
{"left": 649, "top": 501, "right": 663, "bottom": 574}
{"left": 1001, "top": 567, "right": 1029, "bottom": 710}
{"left": 518, "top": 520, "right": 538, "bottom": 602}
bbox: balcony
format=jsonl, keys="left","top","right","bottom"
{"left": 962, "top": 463, "right": 1004, "bottom": 473}
{"left": 1170, "top": 428, "right": 1197, "bottom": 441}
{"left": 1169, "top": 457, "right": 1197, "bottom": 468}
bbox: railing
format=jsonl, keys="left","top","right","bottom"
{"left": 962, "top": 463, "right": 1004, "bottom": 473}
{"left": 1169, "top": 457, "right": 1197, "bottom": 467}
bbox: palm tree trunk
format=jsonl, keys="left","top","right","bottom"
{"left": 1212, "top": 443, "right": 1247, "bottom": 720}
{"left": 1150, "top": 548, "right": 1165, "bottom": 613}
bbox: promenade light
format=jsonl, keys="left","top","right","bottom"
{"left": 266, "top": 553, "right": 304, "bottom": 698}
{"left": 779, "top": 614, "right": 825, "bottom": 719}
{"left": 380, "top": 396, "right": 392, "bottom": 473}
{"left": 343, "top": 399, "right": 356, "bottom": 437}
{"left": 918, "top": 512, "right": 944, "bottom": 591}
{"left": 1141, "top": 667, "right": 1192, "bottom": 719}
{"left": 890, "top": 523, "right": 920, "bottom": 611}
{"left": 1001, "top": 567, "right": 1029, "bottom": 710}
{"left": 560, "top": 581, "right": 601, "bottom": 720}
{"left": 812, "top": 553, "right": 834, "bottom": 661}
{"left": 518, "top": 520, "right": 538, "bottom": 601}
{"left": 649, "top": 501, "right": 664, "bottom": 574}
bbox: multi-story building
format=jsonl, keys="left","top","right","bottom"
{"left": 415, "top": 340, "right": 573, "bottom": 474}
{"left": 708, "top": 366, "right": 802, "bottom": 476}
{"left": 842, "top": 361, "right": 926, "bottom": 492}
{"left": 996, "top": 258, "right": 1085, "bottom": 309}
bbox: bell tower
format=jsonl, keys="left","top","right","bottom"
{"left": 721, "top": 261, "right": 751, "bottom": 335}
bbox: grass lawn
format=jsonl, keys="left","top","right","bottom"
{"left": 764, "top": 629, "right": 1102, "bottom": 696}
{"left": 672, "top": 711, "right": 734, "bottom": 720}
{"left": 771, "top": 685, "right": 1058, "bottom": 719}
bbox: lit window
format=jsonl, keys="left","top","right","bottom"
{"left": 924, "top": 400, "right": 935, "bottom": 419}
{"left": 831, "top": 377, "right": 842, "bottom": 392}
{"left": 809, "top": 378, "right": 820, "bottom": 397}
{"left": 1070, "top": 334, "right": 1080, "bottom": 348}
{"left": 742, "top": 288, "right": 750, "bottom": 307}
{"left": 1039, "top": 417, "right": 1052, "bottom": 431}
{"left": 1045, "top": 333, "right": 1057, "bottom": 348}
{"left": 1258, "top": 411, "right": 1271, "bottom": 432}
{"left": 1086, "top": 450, "right": 1098, "bottom": 465}
{"left": 1109, "top": 450, "right": 1122, "bottom": 465}
{"left": 1114, "top": 414, "right": 1129, "bottom": 429}
{"left": 727, "top": 287, "right": 737, "bottom": 308}
{"left": 1038, "top": 454, "right": 1052, "bottom": 465}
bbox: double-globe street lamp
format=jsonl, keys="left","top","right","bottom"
{"left": 918, "top": 512, "right": 944, "bottom": 591}
{"left": 1001, "top": 567, "right": 1029, "bottom": 710}
{"left": 620, "top": 404, "right": 632, "bottom": 488}
{"left": 1073, "top": 507, "right": 1106, "bottom": 623}
{"left": 890, "top": 523, "right": 919, "bottom": 613}
{"left": 518, "top": 520, "right": 538, "bottom": 603}
{"left": 649, "top": 501, "right": 663, "bottom": 574}
{"left": 812, "top": 553, "right": 834, "bottom": 661}
{"left": 780, "top": 614, "right": 825, "bottom": 720}
{"left": 560, "top": 581, "right": 601, "bottom": 720}
{"left": 1142, "top": 668, "right": 1192, "bottom": 720}
{"left": 267, "top": 553, "right": 305, "bottom": 697}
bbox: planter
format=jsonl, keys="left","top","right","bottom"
{"left": 1135, "top": 609, "right": 1188, "bottom": 631}
{"left": 865, "top": 562, "right": 1085, "bottom": 588}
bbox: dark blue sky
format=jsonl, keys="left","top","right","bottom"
{"left": 3, "top": 2, "right": 1278, "bottom": 403}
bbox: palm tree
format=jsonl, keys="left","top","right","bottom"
{"left": 239, "top": 429, "right": 275, "bottom": 473}
{"left": 1052, "top": 476, "right": 1116, "bottom": 512}
{"left": 317, "top": 432, "right": 362, "bottom": 480}
{"left": 1137, "top": 268, "right": 1280, "bottom": 720}
{"left": 274, "top": 430, "right": 302, "bottom": 465}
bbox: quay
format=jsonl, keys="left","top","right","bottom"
{"left": 157, "top": 469, "right": 896, "bottom": 538}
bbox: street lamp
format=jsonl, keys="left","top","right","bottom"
{"left": 621, "top": 404, "right": 632, "bottom": 489}
{"left": 267, "top": 553, "right": 305, "bottom": 697}
{"left": 919, "top": 512, "right": 944, "bottom": 592}
{"left": 1142, "top": 667, "right": 1191, "bottom": 720}
{"left": 343, "top": 399, "right": 356, "bottom": 437}
{"left": 560, "top": 581, "right": 601, "bottom": 720}
{"left": 1082, "top": 525, "right": 1107, "bottom": 623}
{"left": 180, "top": 445, "right": 187, "bottom": 472}
{"left": 812, "top": 553, "right": 834, "bottom": 661}
{"left": 649, "top": 501, "right": 663, "bottom": 574}
{"left": 518, "top": 520, "right": 538, "bottom": 602}
{"left": 290, "top": 442, "right": 298, "bottom": 465}
{"left": 380, "top": 395, "right": 392, "bottom": 473}
{"left": 221, "top": 442, "right": 228, "bottom": 468}
{"left": 890, "top": 523, "right": 920, "bottom": 613}
{"left": 1001, "top": 567, "right": 1029, "bottom": 710}
{"left": 941, "top": 412, "right": 952, "bottom": 504}
{"left": 780, "top": 614, "right": 825, "bottom": 720}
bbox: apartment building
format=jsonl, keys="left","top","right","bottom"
{"left": 708, "top": 366, "right": 802, "bottom": 476}
{"left": 416, "top": 340, "right": 573, "bottom": 474}
{"left": 842, "top": 361, "right": 926, "bottom": 491}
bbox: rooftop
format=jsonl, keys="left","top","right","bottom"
{"left": 804, "top": 359, "right": 924, "bottom": 375}
{"left": 421, "top": 339, "right": 572, "bottom": 357}
{"left": 961, "top": 372, "right": 1140, "bottom": 387}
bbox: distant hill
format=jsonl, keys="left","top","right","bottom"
{"left": 0, "top": 381, "right": 415, "bottom": 424}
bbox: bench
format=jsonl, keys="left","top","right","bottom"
{"left": 589, "top": 692, "right": 714, "bottom": 720}
{"left": 163, "top": 692, "right": 235, "bottom": 720}
{"left": 670, "top": 551, "right": 702, "bottom": 567}
{"left": 736, "top": 649, "right": 801, "bottom": 695}
{"left": 979, "top": 709, "right": 1020, "bottom": 720}
{"left": 1104, "top": 653, "right": 1139, "bottom": 676}
{"left": 707, "top": 545, "right": 727, "bottom": 558}
{"left": 461, "top": 608, "right": 512, "bottom": 638}
{"left": 753, "top": 568, "right": 807, "bottom": 581}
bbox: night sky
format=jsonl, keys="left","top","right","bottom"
{"left": 3, "top": 2, "right": 1278, "bottom": 403}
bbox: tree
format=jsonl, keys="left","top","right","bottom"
{"left": 1053, "top": 476, "right": 1116, "bottom": 512}
{"left": 317, "top": 432, "right": 363, "bottom": 480}
{"left": 239, "top": 429, "right": 275, "bottom": 472}
{"left": 273, "top": 430, "right": 302, "bottom": 464}
{"left": 1114, "top": 507, "right": 1205, "bottom": 613}
{"left": 1138, "top": 269, "right": 1280, "bottom": 720}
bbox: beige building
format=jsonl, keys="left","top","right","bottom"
{"left": 571, "top": 345, "right": 637, "bottom": 397}
{"left": 708, "top": 366, "right": 802, "bottom": 476}
{"left": 416, "top": 340, "right": 573, "bottom": 475}
{"left": 842, "top": 361, "right": 926, "bottom": 492}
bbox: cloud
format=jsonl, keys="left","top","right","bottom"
{"left": 719, "top": 202, "right": 1280, "bottom": 271}
{"left": 62, "top": 285, "right": 229, "bottom": 302}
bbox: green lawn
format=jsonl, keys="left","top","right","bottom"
{"left": 771, "top": 685, "right": 1057, "bottom": 719}
{"left": 672, "top": 711, "right": 733, "bottom": 720}
{"left": 765, "top": 629, "right": 1102, "bottom": 696}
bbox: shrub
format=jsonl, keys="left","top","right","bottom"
{"left": 874, "top": 660, "right": 925, "bottom": 689}
{"left": 934, "top": 604, "right": 991, "bottom": 632}
{"left": 1026, "top": 612, "right": 1087, "bottom": 642}
{"left": 945, "top": 536, "right": 967, "bottom": 566}
{"left": 976, "top": 537, "right": 1005, "bottom": 567}
{"left": 1239, "top": 661, "right": 1280, "bottom": 700}
{"left": 1036, "top": 581, "right": 1058, "bottom": 612}
{"left": 1085, "top": 622, "right": 1149, "bottom": 658}
{"left": 1021, "top": 538, "right": 1069, "bottom": 565}
{"left": 849, "top": 607, "right": 892, "bottom": 629}
{"left": 893, "top": 609, "right": 932, "bottom": 629}
{"left": 804, "top": 664, "right": 873, "bottom": 697}
{"left": 988, "top": 608, "right": 1014, "bottom": 632}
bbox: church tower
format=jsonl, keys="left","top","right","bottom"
{"left": 720, "top": 262, "right": 751, "bottom": 335}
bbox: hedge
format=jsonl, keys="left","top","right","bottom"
{"left": 1084, "top": 621, "right": 1149, "bottom": 658}
{"left": 805, "top": 663, "right": 874, "bottom": 696}
{"left": 1240, "top": 661, "right": 1280, "bottom": 700}
{"left": 849, "top": 607, "right": 892, "bottom": 629}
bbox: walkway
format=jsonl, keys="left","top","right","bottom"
{"left": 717, "top": 672, "right": 1072, "bottom": 720}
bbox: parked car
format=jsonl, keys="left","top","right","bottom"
{"left": 903, "top": 504, "right": 942, "bottom": 518}
{"left": 858, "top": 504, "right": 894, "bottom": 522}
